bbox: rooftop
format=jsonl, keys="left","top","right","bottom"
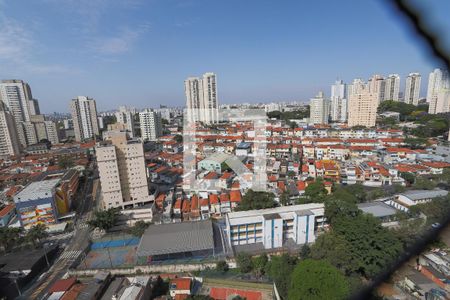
{"left": 358, "top": 202, "right": 398, "bottom": 218}
{"left": 136, "top": 219, "right": 214, "bottom": 256}
{"left": 400, "top": 189, "right": 448, "bottom": 201}
{"left": 13, "top": 178, "right": 60, "bottom": 202}
{"left": 227, "top": 203, "right": 324, "bottom": 220}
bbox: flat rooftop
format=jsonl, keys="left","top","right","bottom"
{"left": 400, "top": 189, "right": 448, "bottom": 201}
{"left": 136, "top": 219, "right": 214, "bottom": 257}
{"left": 227, "top": 203, "right": 324, "bottom": 220}
{"left": 358, "top": 202, "right": 398, "bottom": 218}
{"left": 14, "top": 179, "right": 60, "bottom": 202}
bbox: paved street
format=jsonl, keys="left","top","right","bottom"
{"left": 19, "top": 169, "right": 97, "bottom": 300}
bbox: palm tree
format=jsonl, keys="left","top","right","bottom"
{"left": 0, "top": 227, "right": 23, "bottom": 252}
{"left": 26, "top": 224, "right": 48, "bottom": 248}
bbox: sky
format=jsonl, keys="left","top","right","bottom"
{"left": 0, "top": 0, "right": 450, "bottom": 113}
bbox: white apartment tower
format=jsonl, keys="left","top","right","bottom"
{"left": 348, "top": 83, "right": 379, "bottom": 127}
{"left": 96, "top": 130, "right": 152, "bottom": 209}
{"left": 383, "top": 74, "right": 400, "bottom": 101}
{"left": 0, "top": 101, "right": 21, "bottom": 157}
{"left": 427, "top": 68, "right": 450, "bottom": 114}
{"left": 70, "top": 96, "right": 100, "bottom": 142}
{"left": 330, "top": 80, "right": 347, "bottom": 122}
{"left": 0, "top": 80, "right": 37, "bottom": 147}
{"left": 185, "top": 72, "right": 219, "bottom": 124}
{"left": 404, "top": 73, "right": 422, "bottom": 105}
{"left": 309, "top": 91, "right": 329, "bottom": 125}
{"left": 367, "top": 75, "right": 386, "bottom": 103}
{"left": 139, "top": 109, "right": 162, "bottom": 141}
{"left": 115, "top": 106, "right": 136, "bottom": 137}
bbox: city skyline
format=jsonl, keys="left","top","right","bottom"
{"left": 1, "top": 0, "right": 450, "bottom": 113}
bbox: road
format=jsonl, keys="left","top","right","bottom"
{"left": 19, "top": 169, "right": 97, "bottom": 300}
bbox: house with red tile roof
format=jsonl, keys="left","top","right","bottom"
{"left": 169, "top": 278, "right": 192, "bottom": 298}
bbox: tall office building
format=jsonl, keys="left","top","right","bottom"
{"left": 427, "top": 68, "right": 450, "bottom": 114}
{"left": 139, "top": 109, "right": 162, "bottom": 141}
{"left": 348, "top": 84, "right": 379, "bottom": 127}
{"left": 383, "top": 74, "right": 400, "bottom": 101}
{"left": 367, "top": 75, "right": 386, "bottom": 103}
{"left": 404, "top": 73, "right": 422, "bottom": 105}
{"left": 309, "top": 91, "right": 329, "bottom": 125}
{"left": 330, "top": 80, "right": 347, "bottom": 122}
{"left": 0, "top": 80, "right": 37, "bottom": 147}
{"left": 70, "top": 96, "right": 100, "bottom": 141}
{"left": 115, "top": 106, "right": 136, "bottom": 137}
{"left": 96, "top": 130, "right": 152, "bottom": 209}
{"left": 0, "top": 101, "right": 21, "bottom": 157}
{"left": 185, "top": 72, "right": 219, "bottom": 124}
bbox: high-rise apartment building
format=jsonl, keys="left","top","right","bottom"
{"left": 434, "top": 89, "right": 450, "bottom": 114}
{"left": 348, "top": 84, "right": 379, "bottom": 127}
{"left": 309, "top": 91, "right": 329, "bottom": 125}
{"left": 330, "top": 80, "right": 347, "bottom": 122}
{"left": 139, "top": 109, "right": 162, "bottom": 141}
{"left": 70, "top": 96, "right": 100, "bottom": 141}
{"left": 185, "top": 72, "right": 219, "bottom": 124}
{"left": 0, "top": 101, "right": 21, "bottom": 157}
{"left": 96, "top": 130, "right": 152, "bottom": 209}
{"left": 115, "top": 106, "right": 136, "bottom": 137}
{"left": 427, "top": 68, "right": 450, "bottom": 114}
{"left": 367, "top": 75, "right": 386, "bottom": 103}
{"left": 404, "top": 73, "right": 422, "bottom": 105}
{"left": 383, "top": 74, "right": 400, "bottom": 101}
{"left": 0, "top": 80, "right": 37, "bottom": 147}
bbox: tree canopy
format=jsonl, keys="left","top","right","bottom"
{"left": 265, "top": 253, "right": 298, "bottom": 299}
{"left": 236, "top": 190, "right": 277, "bottom": 211}
{"left": 128, "top": 220, "right": 150, "bottom": 237}
{"left": 288, "top": 259, "right": 349, "bottom": 300}
{"left": 88, "top": 208, "right": 119, "bottom": 230}
{"left": 304, "top": 178, "right": 328, "bottom": 202}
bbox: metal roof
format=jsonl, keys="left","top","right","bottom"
{"left": 136, "top": 219, "right": 214, "bottom": 256}
{"left": 13, "top": 179, "right": 60, "bottom": 202}
{"left": 400, "top": 189, "right": 448, "bottom": 201}
{"left": 358, "top": 202, "right": 398, "bottom": 218}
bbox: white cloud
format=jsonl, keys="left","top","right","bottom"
{"left": 89, "top": 23, "right": 150, "bottom": 55}
{"left": 0, "top": 15, "right": 74, "bottom": 75}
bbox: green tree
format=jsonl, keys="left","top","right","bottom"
{"left": 236, "top": 252, "right": 253, "bottom": 273}
{"left": 26, "top": 224, "right": 48, "bottom": 248}
{"left": 88, "top": 208, "right": 119, "bottom": 230}
{"left": 265, "top": 254, "right": 298, "bottom": 299}
{"left": 252, "top": 254, "right": 268, "bottom": 278}
{"left": 128, "top": 220, "right": 150, "bottom": 237}
{"left": 58, "top": 156, "right": 75, "bottom": 169}
{"left": 310, "top": 232, "right": 353, "bottom": 274}
{"left": 299, "top": 244, "right": 311, "bottom": 260}
{"left": 280, "top": 191, "right": 290, "bottom": 206}
{"left": 332, "top": 214, "right": 403, "bottom": 277}
{"left": 288, "top": 259, "right": 349, "bottom": 300}
{"left": 236, "top": 190, "right": 277, "bottom": 211}
{"left": 413, "top": 177, "right": 437, "bottom": 190}
{"left": 0, "top": 227, "right": 23, "bottom": 252}
{"left": 216, "top": 260, "right": 229, "bottom": 273}
{"left": 400, "top": 172, "right": 415, "bottom": 185}
{"left": 174, "top": 134, "right": 183, "bottom": 143}
{"left": 304, "top": 178, "right": 327, "bottom": 202}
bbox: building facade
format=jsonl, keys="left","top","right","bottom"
{"left": 0, "top": 102, "right": 21, "bottom": 157}
{"left": 309, "top": 91, "right": 329, "bottom": 124}
{"left": 115, "top": 106, "right": 136, "bottom": 137}
{"left": 70, "top": 96, "right": 100, "bottom": 141}
{"left": 330, "top": 80, "right": 347, "bottom": 122}
{"left": 185, "top": 72, "right": 219, "bottom": 124}
{"left": 427, "top": 69, "right": 450, "bottom": 114}
{"left": 96, "top": 130, "right": 152, "bottom": 209}
{"left": 348, "top": 84, "right": 378, "bottom": 127}
{"left": 0, "top": 80, "right": 36, "bottom": 147}
{"left": 384, "top": 74, "right": 400, "bottom": 101}
{"left": 139, "top": 109, "right": 162, "bottom": 141}
{"left": 225, "top": 204, "right": 325, "bottom": 249}
{"left": 404, "top": 73, "right": 422, "bottom": 105}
